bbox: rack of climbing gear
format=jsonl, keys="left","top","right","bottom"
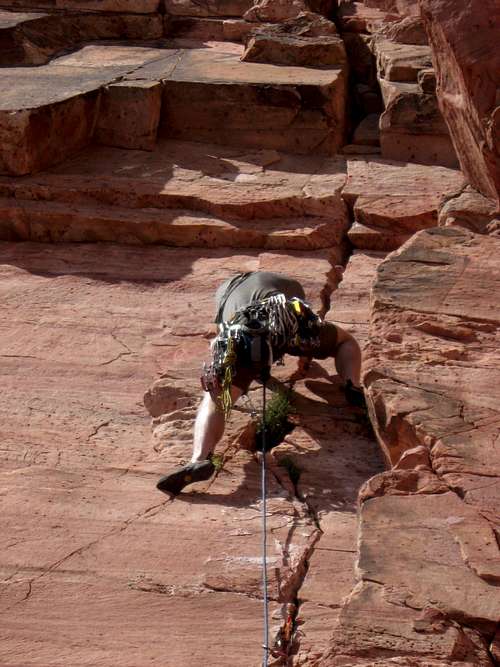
{"left": 201, "top": 293, "right": 322, "bottom": 421}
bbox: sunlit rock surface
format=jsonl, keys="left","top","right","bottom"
{"left": 0, "top": 0, "right": 499, "bottom": 665}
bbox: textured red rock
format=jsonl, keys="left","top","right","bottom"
{"left": 343, "top": 156, "right": 463, "bottom": 249}
{"left": 166, "top": 15, "right": 253, "bottom": 42}
{"left": 0, "top": 197, "right": 350, "bottom": 254}
{"left": 370, "top": 25, "right": 458, "bottom": 168}
{"left": 95, "top": 80, "right": 162, "bottom": 151}
{"left": 0, "top": 41, "right": 349, "bottom": 174}
{"left": 1, "top": 2, "right": 499, "bottom": 664}
{"left": 0, "top": 45, "right": 170, "bottom": 175}
{"left": 1, "top": 0, "right": 160, "bottom": 11}
{"left": 373, "top": 38, "right": 432, "bottom": 83}
{"left": 244, "top": 0, "right": 335, "bottom": 23}
{"left": 242, "top": 13, "right": 346, "bottom": 68}
{"left": 377, "top": 14, "right": 428, "bottom": 45}
{"left": 379, "top": 86, "right": 458, "bottom": 167}
{"left": 348, "top": 220, "right": 411, "bottom": 250}
{"left": 288, "top": 226, "right": 500, "bottom": 664}
{"left": 0, "top": 8, "right": 163, "bottom": 66}
{"left": 420, "top": 0, "right": 500, "bottom": 203}
{"left": 337, "top": 1, "right": 399, "bottom": 33}
{"left": 343, "top": 155, "right": 463, "bottom": 206}
{"left": 267, "top": 248, "right": 386, "bottom": 662}
{"left": 0, "top": 242, "right": 364, "bottom": 665}
{"left": 164, "top": 0, "right": 254, "bottom": 17}
{"left": 0, "top": 139, "right": 349, "bottom": 225}
{"left": 364, "top": 228, "right": 499, "bottom": 587}
{"left": 160, "top": 47, "right": 348, "bottom": 155}
{"left": 439, "top": 186, "right": 500, "bottom": 236}
{"left": 364, "top": 0, "right": 419, "bottom": 14}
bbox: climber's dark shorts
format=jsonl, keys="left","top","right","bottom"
{"left": 231, "top": 321, "right": 339, "bottom": 393}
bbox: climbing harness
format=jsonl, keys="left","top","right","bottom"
{"left": 201, "top": 293, "right": 322, "bottom": 419}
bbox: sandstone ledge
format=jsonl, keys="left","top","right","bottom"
{"left": 0, "top": 43, "right": 348, "bottom": 175}
{"left": 0, "top": 138, "right": 349, "bottom": 222}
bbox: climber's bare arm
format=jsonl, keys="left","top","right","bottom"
{"left": 291, "top": 322, "right": 361, "bottom": 387}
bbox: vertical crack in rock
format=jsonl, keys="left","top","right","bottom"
{"left": 262, "top": 249, "right": 373, "bottom": 663}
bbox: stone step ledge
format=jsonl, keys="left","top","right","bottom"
{"left": 0, "top": 197, "right": 350, "bottom": 254}
{"left": 0, "top": 44, "right": 348, "bottom": 175}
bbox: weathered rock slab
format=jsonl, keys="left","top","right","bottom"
{"left": 359, "top": 493, "right": 500, "bottom": 631}
{"left": 378, "top": 14, "right": 428, "bottom": 45}
{"left": 0, "top": 0, "right": 160, "bottom": 10}
{"left": 160, "top": 47, "right": 347, "bottom": 155}
{"left": 365, "top": 226, "right": 500, "bottom": 519}
{"left": 0, "top": 139, "right": 348, "bottom": 221}
{"left": 0, "top": 39, "right": 349, "bottom": 173}
{"left": 343, "top": 157, "right": 463, "bottom": 206}
{"left": 337, "top": 1, "right": 398, "bottom": 33}
{"left": 0, "top": 65, "right": 105, "bottom": 175}
{"left": 320, "top": 226, "right": 500, "bottom": 664}
{"left": 374, "top": 38, "right": 432, "bottom": 83}
{"left": 0, "top": 8, "right": 163, "bottom": 66}
{"left": 164, "top": 0, "right": 254, "bottom": 17}
{"left": 439, "top": 186, "right": 500, "bottom": 235}
{"left": 244, "top": 0, "right": 335, "bottom": 23}
{"left": 343, "top": 157, "right": 463, "bottom": 250}
{"left": 166, "top": 15, "right": 253, "bottom": 42}
{"left": 242, "top": 13, "right": 345, "bottom": 68}
{"left": 0, "top": 197, "right": 350, "bottom": 254}
{"left": 95, "top": 80, "right": 162, "bottom": 151}
{"left": 0, "top": 46, "right": 169, "bottom": 175}
{"left": 269, "top": 247, "right": 386, "bottom": 663}
{"left": 380, "top": 88, "right": 458, "bottom": 167}
{"left": 0, "top": 241, "right": 361, "bottom": 666}
{"left": 420, "top": 0, "right": 500, "bottom": 202}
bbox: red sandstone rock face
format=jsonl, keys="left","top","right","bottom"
{"left": 0, "top": 41, "right": 349, "bottom": 175}
{"left": 244, "top": 0, "right": 335, "bottom": 22}
{"left": 0, "top": 8, "right": 163, "bottom": 66}
{"left": 304, "top": 227, "right": 500, "bottom": 665}
{"left": 95, "top": 80, "right": 162, "bottom": 151}
{"left": 1, "top": 1, "right": 499, "bottom": 664}
{"left": 0, "top": 240, "right": 386, "bottom": 665}
{"left": 420, "top": 0, "right": 500, "bottom": 202}
{"left": 342, "top": 156, "right": 464, "bottom": 250}
{"left": 242, "top": 12, "right": 346, "bottom": 68}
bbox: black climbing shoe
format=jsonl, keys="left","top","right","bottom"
{"left": 344, "top": 380, "right": 367, "bottom": 409}
{"left": 156, "top": 459, "right": 215, "bottom": 496}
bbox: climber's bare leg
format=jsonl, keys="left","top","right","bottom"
{"left": 191, "top": 385, "right": 243, "bottom": 463}
{"left": 334, "top": 325, "right": 362, "bottom": 387}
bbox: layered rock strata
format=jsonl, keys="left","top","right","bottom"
{"left": 0, "top": 8, "right": 163, "bottom": 65}
{"left": 0, "top": 139, "right": 351, "bottom": 254}
{"left": 342, "top": 156, "right": 464, "bottom": 250}
{"left": 0, "top": 41, "right": 348, "bottom": 176}
{"left": 241, "top": 12, "right": 346, "bottom": 68}
{"left": 338, "top": 0, "right": 458, "bottom": 168}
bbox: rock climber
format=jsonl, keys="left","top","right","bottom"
{"left": 156, "top": 271, "right": 365, "bottom": 496}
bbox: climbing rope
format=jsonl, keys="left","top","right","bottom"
{"left": 261, "top": 378, "right": 269, "bottom": 667}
